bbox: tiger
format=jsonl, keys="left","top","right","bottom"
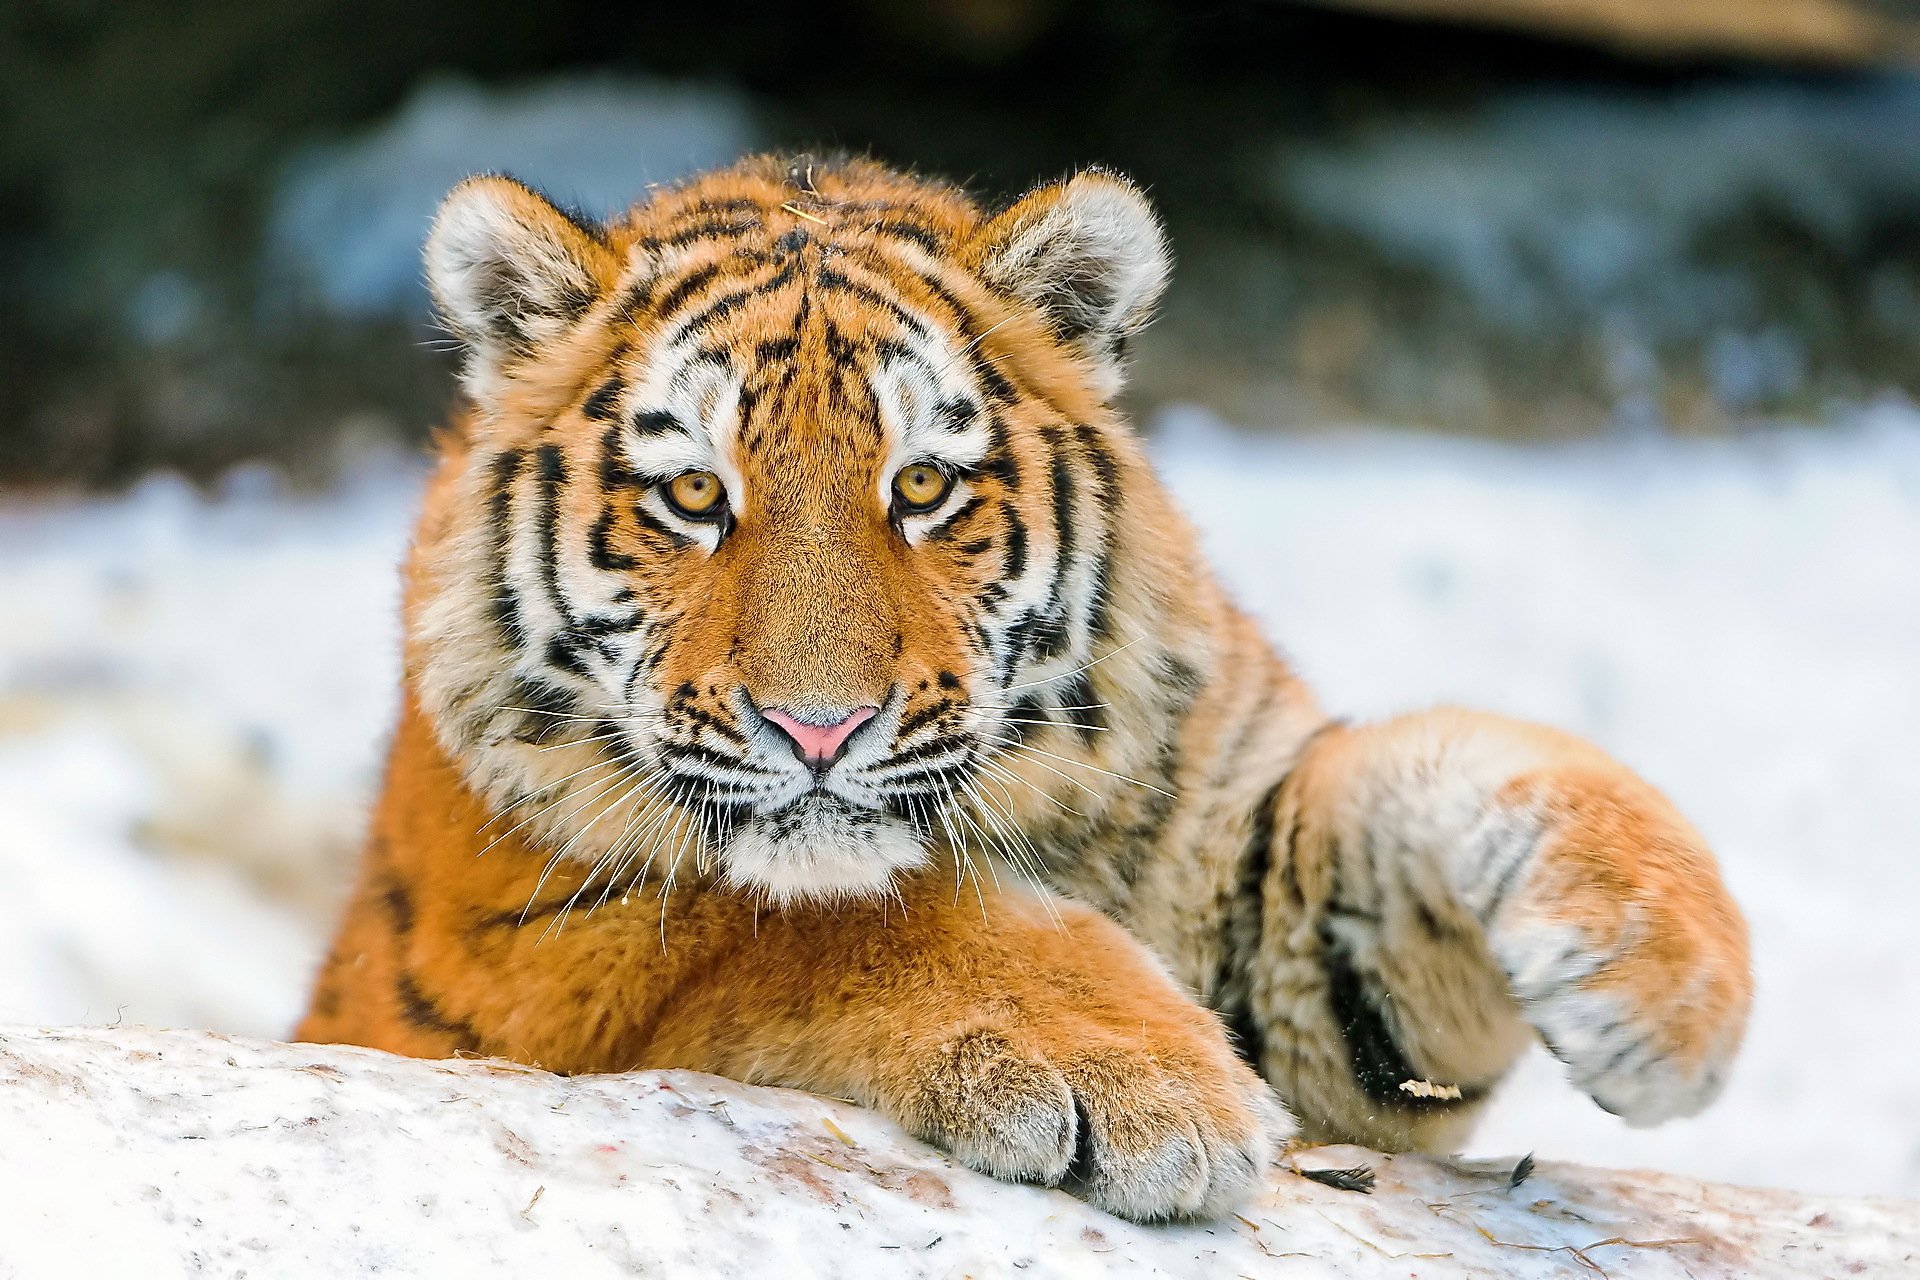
{"left": 297, "top": 154, "right": 1751, "bottom": 1223}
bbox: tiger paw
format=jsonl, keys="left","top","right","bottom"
{"left": 894, "top": 1012, "right": 1281, "bottom": 1222}
{"left": 1491, "top": 763, "right": 1753, "bottom": 1126}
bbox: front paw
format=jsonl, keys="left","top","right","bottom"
{"left": 898, "top": 1015, "right": 1279, "bottom": 1222}
{"left": 1495, "top": 765, "right": 1753, "bottom": 1125}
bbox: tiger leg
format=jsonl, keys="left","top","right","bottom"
{"left": 294, "top": 702, "right": 1280, "bottom": 1223}
{"left": 1244, "top": 708, "right": 1751, "bottom": 1152}
{"left": 302, "top": 855, "right": 1280, "bottom": 1222}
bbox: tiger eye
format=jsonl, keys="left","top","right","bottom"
{"left": 892, "top": 463, "right": 953, "bottom": 514}
{"left": 664, "top": 470, "right": 725, "bottom": 519}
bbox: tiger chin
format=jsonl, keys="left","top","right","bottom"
{"left": 723, "top": 797, "right": 927, "bottom": 905}
{"left": 299, "top": 154, "right": 1752, "bottom": 1223}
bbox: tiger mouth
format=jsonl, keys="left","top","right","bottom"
{"left": 717, "top": 788, "right": 934, "bottom": 904}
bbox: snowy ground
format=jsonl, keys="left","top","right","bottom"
{"left": 9, "top": 1025, "right": 1914, "bottom": 1279}
{"left": 1, "top": 405, "right": 1915, "bottom": 1200}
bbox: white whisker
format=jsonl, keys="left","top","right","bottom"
{"left": 998, "top": 635, "right": 1145, "bottom": 696}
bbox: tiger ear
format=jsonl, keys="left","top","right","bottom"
{"left": 967, "top": 171, "right": 1170, "bottom": 399}
{"left": 424, "top": 175, "right": 619, "bottom": 402}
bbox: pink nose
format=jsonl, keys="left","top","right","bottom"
{"left": 760, "top": 705, "right": 878, "bottom": 767}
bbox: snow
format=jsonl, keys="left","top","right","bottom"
{"left": 1, "top": 406, "right": 1917, "bottom": 1203}
{"left": 2, "top": 1024, "right": 1913, "bottom": 1278}
{"left": 0, "top": 454, "right": 416, "bottom": 1034}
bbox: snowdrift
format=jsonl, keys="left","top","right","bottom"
{"left": 1, "top": 1025, "right": 1912, "bottom": 1277}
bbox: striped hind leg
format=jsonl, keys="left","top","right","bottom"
{"left": 1243, "top": 709, "right": 1751, "bottom": 1152}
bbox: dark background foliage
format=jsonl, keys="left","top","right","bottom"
{"left": 5, "top": 0, "right": 1918, "bottom": 486}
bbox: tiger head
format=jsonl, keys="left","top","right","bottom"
{"left": 409, "top": 156, "right": 1187, "bottom": 904}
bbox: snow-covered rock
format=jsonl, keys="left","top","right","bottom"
{"left": 0, "top": 1025, "right": 1912, "bottom": 1278}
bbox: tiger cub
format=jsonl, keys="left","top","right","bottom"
{"left": 299, "top": 156, "right": 1750, "bottom": 1221}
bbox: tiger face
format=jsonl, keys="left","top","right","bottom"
{"left": 411, "top": 157, "right": 1171, "bottom": 903}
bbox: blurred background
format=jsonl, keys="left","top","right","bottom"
{"left": 2, "top": 0, "right": 1917, "bottom": 1201}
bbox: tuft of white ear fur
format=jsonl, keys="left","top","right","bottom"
{"left": 969, "top": 171, "right": 1170, "bottom": 400}
{"left": 424, "top": 175, "right": 617, "bottom": 403}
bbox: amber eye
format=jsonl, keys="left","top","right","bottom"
{"left": 892, "top": 462, "right": 953, "bottom": 515}
{"left": 663, "top": 470, "right": 726, "bottom": 520}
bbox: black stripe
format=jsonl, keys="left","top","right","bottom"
{"left": 677, "top": 259, "right": 798, "bottom": 338}
{"left": 923, "top": 495, "right": 986, "bottom": 544}
{"left": 976, "top": 412, "right": 1020, "bottom": 490}
{"left": 1218, "top": 778, "right": 1286, "bottom": 1067}
{"left": 588, "top": 509, "right": 636, "bottom": 572}
{"left": 1322, "top": 933, "right": 1484, "bottom": 1112}
{"left": 1074, "top": 423, "right": 1121, "bottom": 510}
{"left": 1299, "top": 752, "right": 1492, "bottom": 1114}
{"left": 506, "top": 675, "right": 578, "bottom": 744}
{"left": 878, "top": 732, "right": 974, "bottom": 771}
{"left": 582, "top": 377, "right": 624, "bottom": 422}
{"left": 1004, "top": 611, "right": 1041, "bottom": 672}
{"left": 394, "top": 972, "right": 482, "bottom": 1051}
{"left": 617, "top": 274, "right": 657, "bottom": 323}
{"left": 370, "top": 837, "right": 413, "bottom": 934}
{"left": 908, "top": 268, "right": 1018, "bottom": 403}
{"left": 817, "top": 264, "right": 928, "bottom": 336}
{"left": 1036, "top": 438, "right": 1079, "bottom": 663}
{"left": 868, "top": 335, "right": 922, "bottom": 367}
{"left": 1212, "top": 720, "right": 1347, "bottom": 1068}
{"left": 487, "top": 449, "right": 527, "bottom": 651}
{"left": 483, "top": 895, "right": 575, "bottom": 929}
{"left": 645, "top": 216, "right": 760, "bottom": 251}
{"left": 380, "top": 877, "right": 413, "bottom": 934}
{"left": 679, "top": 701, "right": 748, "bottom": 746}
{"left": 685, "top": 196, "right": 764, "bottom": 216}
{"left": 938, "top": 397, "right": 979, "bottom": 433}
{"left": 823, "top": 317, "right": 864, "bottom": 366}
{"left": 651, "top": 263, "right": 722, "bottom": 323}
{"left": 1107, "top": 724, "right": 1185, "bottom": 889}
{"left": 1480, "top": 826, "right": 1538, "bottom": 923}
{"left": 664, "top": 741, "right": 779, "bottom": 776}
{"left": 1049, "top": 445, "right": 1078, "bottom": 570}
{"left": 632, "top": 409, "right": 683, "bottom": 438}
{"left": 1084, "top": 547, "right": 1115, "bottom": 644}
{"left": 1000, "top": 691, "right": 1047, "bottom": 746}
{"left": 896, "top": 700, "right": 952, "bottom": 741}
{"left": 875, "top": 762, "right": 970, "bottom": 791}
{"left": 1000, "top": 503, "right": 1028, "bottom": 579}
{"left": 593, "top": 426, "right": 644, "bottom": 571}
{"left": 864, "top": 219, "right": 942, "bottom": 253}
{"left": 1156, "top": 652, "right": 1205, "bottom": 697}
{"left": 1057, "top": 671, "right": 1105, "bottom": 743}
{"left": 569, "top": 612, "right": 644, "bottom": 638}
{"left": 534, "top": 445, "right": 579, "bottom": 638}
{"left": 543, "top": 635, "right": 592, "bottom": 677}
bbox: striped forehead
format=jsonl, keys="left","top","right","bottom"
{"left": 605, "top": 250, "right": 994, "bottom": 477}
